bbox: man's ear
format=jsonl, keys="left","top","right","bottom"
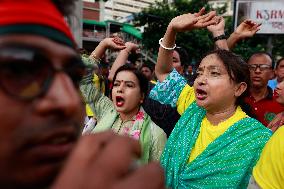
{"left": 235, "top": 82, "right": 247, "bottom": 97}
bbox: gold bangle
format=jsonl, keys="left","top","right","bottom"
{"left": 124, "top": 49, "right": 131, "bottom": 55}
{"left": 90, "top": 53, "right": 101, "bottom": 62}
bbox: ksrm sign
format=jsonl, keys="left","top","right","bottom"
{"left": 234, "top": 0, "right": 284, "bottom": 34}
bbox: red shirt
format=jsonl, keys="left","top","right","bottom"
{"left": 245, "top": 88, "right": 284, "bottom": 126}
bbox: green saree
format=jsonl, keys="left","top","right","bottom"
{"left": 161, "top": 102, "right": 271, "bottom": 189}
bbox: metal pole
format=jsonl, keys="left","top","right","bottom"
{"left": 267, "top": 35, "right": 274, "bottom": 55}
{"left": 233, "top": 0, "right": 237, "bottom": 30}
{"left": 70, "top": 0, "right": 83, "bottom": 48}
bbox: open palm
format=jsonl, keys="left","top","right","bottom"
{"left": 235, "top": 19, "right": 261, "bottom": 38}
{"left": 170, "top": 8, "right": 216, "bottom": 32}
{"left": 207, "top": 16, "right": 225, "bottom": 36}
{"left": 105, "top": 37, "right": 126, "bottom": 50}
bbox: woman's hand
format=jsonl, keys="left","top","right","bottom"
{"left": 124, "top": 42, "right": 140, "bottom": 54}
{"left": 108, "top": 41, "right": 139, "bottom": 82}
{"left": 227, "top": 19, "right": 261, "bottom": 49}
{"left": 156, "top": 8, "right": 216, "bottom": 82}
{"left": 102, "top": 37, "right": 126, "bottom": 51}
{"left": 207, "top": 16, "right": 229, "bottom": 50}
{"left": 91, "top": 37, "right": 126, "bottom": 60}
{"left": 207, "top": 16, "right": 225, "bottom": 37}
{"left": 168, "top": 8, "right": 217, "bottom": 33}
{"left": 234, "top": 19, "right": 261, "bottom": 39}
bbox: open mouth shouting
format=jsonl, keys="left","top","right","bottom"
{"left": 116, "top": 96, "right": 125, "bottom": 107}
{"left": 196, "top": 88, "right": 207, "bottom": 100}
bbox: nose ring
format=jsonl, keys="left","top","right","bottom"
{"left": 200, "top": 79, "right": 206, "bottom": 84}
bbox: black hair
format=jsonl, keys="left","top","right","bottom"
{"left": 112, "top": 64, "right": 149, "bottom": 100}
{"left": 52, "top": 0, "right": 78, "bottom": 16}
{"left": 248, "top": 51, "right": 275, "bottom": 68}
{"left": 128, "top": 53, "right": 140, "bottom": 65}
{"left": 276, "top": 57, "right": 284, "bottom": 69}
{"left": 174, "top": 46, "right": 189, "bottom": 67}
{"left": 140, "top": 62, "right": 154, "bottom": 73}
{"left": 200, "top": 49, "right": 254, "bottom": 117}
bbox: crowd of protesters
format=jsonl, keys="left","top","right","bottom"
{"left": 0, "top": 0, "right": 283, "bottom": 189}
{"left": 80, "top": 8, "right": 284, "bottom": 189}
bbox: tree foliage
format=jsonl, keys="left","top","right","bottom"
{"left": 134, "top": 0, "right": 284, "bottom": 64}
{"left": 224, "top": 16, "right": 284, "bottom": 61}
{"left": 134, "top": 0, "right": 213, "bottom": 64}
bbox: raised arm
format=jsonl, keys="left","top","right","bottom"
{"left": 227, "top": 19, "right": 261, "bottom": 50}
{"left": 90, "top": 37, "right": 126, "bottom": 60}
{"left": 156, "top": 8, "right": 216, "bottom": 82}
{"left": 207, "top": 16, "right": 228, "bottom": 50}
{"left": 80, "top": 37, "right": 126, "bottom": 120}
{"left": 108, "top": 42, "right": 139, "bottom": 82}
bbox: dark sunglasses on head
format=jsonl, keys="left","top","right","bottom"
{"left": 248, "top": 64, "right": 272, "bottom": 71}
{"left": 0, "top": 44, "right": 87, "bottom": 100}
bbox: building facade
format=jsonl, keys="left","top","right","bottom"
{"left": 102, "top": 0, "right": 164, "bottom": 22}
{"left": 208, "top": 0, "right": 234, "bottom": 16}
{"left": 83, "top": 0, "right": 100, "bottom": 20}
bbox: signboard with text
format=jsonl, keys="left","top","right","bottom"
{"left": 234, "top": 0, "right": 284, "bottom": 34}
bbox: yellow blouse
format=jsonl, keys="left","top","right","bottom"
{"left": 175, "top": 85, "right": 247, "bottom": 163}
{"left": 189, "top": 107, "right": 247, "bottom": 162}
{"left": 86, "top": 74, "right": 105, "bottom": 116}
{"left": 253, "top": 126, "right": 284, "bottom": 189}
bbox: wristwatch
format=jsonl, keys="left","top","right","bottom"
{"left": 213, "top": 34, "right": 227, "bottom": 42}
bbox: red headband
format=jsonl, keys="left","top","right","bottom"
{"left": 0, "top": 0, "right": 75, "bottom": 46}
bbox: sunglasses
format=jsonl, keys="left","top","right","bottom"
{"left": 0, "top": 45, "right": 87, "bottom": 100}
{"left": 248, "top": 64, "right": 272, "bottom": 71}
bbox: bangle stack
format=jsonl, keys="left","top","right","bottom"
{"left": 90, "top": 53, "right": 102, "bottom": 62}
{"left": 124, "top": 49, "right": 131, "bottom": 55}
{"left": 159, "top": 38, "right": 176, "bottom": 50}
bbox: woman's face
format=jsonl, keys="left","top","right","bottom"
{"left": 275, "top": 80, "right": 284, "bottom": 104}
{"left": 112, "top": 71, "right": 144, "bottom": 115}
{"left": 172, "top": 50, "right": 183, "bottom": 74}
{"left": 193, "top": 54, "right": 246, "bottom": 113}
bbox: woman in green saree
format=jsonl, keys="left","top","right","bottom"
{"left": 149, "top": 9, "right": 271, "bottom": 188}
{"left": 80, "top": 38, "right": 167, "bottom": 164}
